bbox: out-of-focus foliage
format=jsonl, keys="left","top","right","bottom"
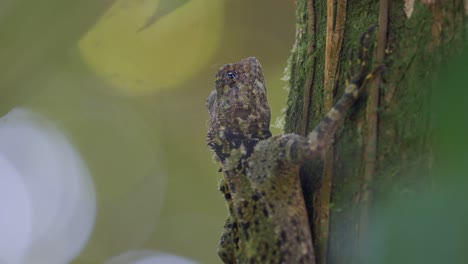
{"left": 361, "top": 51, "right": 468, "bottom": 264}
{"left": 0, "top": 0, "right": 295, "bottom": 263}
{"left": 79, "top": 0, "right": 224, "bottom": 95}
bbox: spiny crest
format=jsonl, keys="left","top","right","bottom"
{"left": 207, "top": 57, "right": 272, "bottom": 161}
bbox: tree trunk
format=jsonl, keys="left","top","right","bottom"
{"left": 284, "top": 1, "right": 466, "bottom": 264}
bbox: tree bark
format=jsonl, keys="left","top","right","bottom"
{"left": 284, "top": 1, "right": 466, "bottom": 264}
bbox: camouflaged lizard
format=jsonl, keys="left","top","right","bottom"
{"left": 206, "top": 27, "right": 382, "bottom": 264}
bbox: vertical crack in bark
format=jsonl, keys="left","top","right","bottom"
{"left": 358, "top": 0, "right": 389, "bottom": 257}
{"left": 313, "top": 1, "right": 347, "bottom": 263}
{"left": 299, "top": 0, "right": 316, "bottom": 136}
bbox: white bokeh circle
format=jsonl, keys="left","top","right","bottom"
{"left": 0, "top": 154, "right": 33, "bottom": 264}
{"left": 105, "top": 250, "right": 198, "bottom": 264}
{"left": 0, "top": 108, "right": 96, "bottom": 263}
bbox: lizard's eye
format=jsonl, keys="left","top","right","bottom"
{"left": 226, "top": 72, "right": 237, "bottom": 79}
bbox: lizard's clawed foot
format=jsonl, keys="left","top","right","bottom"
{"left": 346, "top": 25, "right": 385, "bottom": 87}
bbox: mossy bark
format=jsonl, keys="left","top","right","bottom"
{"left": 284, "top": 1, "right": 466, "bottom": 264}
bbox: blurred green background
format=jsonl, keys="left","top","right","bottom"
{"left": 0, "top": 0, "right": 295, "bottom": 263}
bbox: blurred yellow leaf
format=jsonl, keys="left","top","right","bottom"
{"left": 78, "top": 0, "right": 224, "bottom": 95}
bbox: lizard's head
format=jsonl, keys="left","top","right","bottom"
{"left": 207, "top": 57, "right": 271, "bottom": 162}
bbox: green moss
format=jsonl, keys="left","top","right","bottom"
{"left": 284, "top": 1, "right": 465, "bottom": 263}
{"left": 284, "top": 0, "right": 311, "bottom": 133}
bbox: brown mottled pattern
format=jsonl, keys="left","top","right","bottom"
{"left": 206, "top": 27, "right": 381, "bottom": 264}
{"left": 207, "top": 57, "right": 271, "bottom": 163}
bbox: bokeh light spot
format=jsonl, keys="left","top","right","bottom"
{"left": 78, "top": 0, "right": 224, "bottom": 96}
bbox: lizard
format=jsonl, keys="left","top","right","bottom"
{"left": 206, "top": 26, "right": 383, "bottom": 264}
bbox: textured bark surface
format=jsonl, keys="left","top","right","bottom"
{"left": 284, "top": 1, "right": 466, "bottom": 264}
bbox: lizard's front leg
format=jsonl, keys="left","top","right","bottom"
{"left": 218, "top": 179, "right": 240, "bottom": 264}
{"left": 218, "top": 215, "right": 238, "bottom": 264}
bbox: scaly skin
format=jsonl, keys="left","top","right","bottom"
{"left": 207, "top": 27, "right": 382, "bottom": 264}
